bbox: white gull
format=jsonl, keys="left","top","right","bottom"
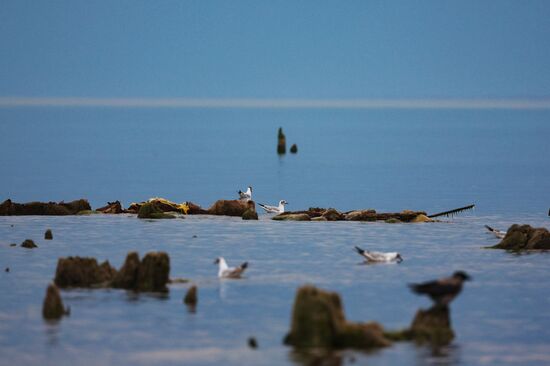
{"left": 238, "top": 186, "right": 252, "bottom": 201}
{"left": 258, "top": 200, "right": 287, "bottom": 214}
{"left": 354, "top": 246, "right": 403, "bottom": 263}
{"left": 485, "top": 225, "right": 506, "bottom": 239}
{"left": 214, "top": 257, "right": 248, "bottom": 279}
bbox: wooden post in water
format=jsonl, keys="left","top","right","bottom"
{"left": 277, "top": 127, "right": 286, "bottom": 154}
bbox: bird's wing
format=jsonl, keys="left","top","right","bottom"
{"left": 354, "top": 246, "right": 366, "bottom": 256}
{"left": 225, "top": 262, "right": 248, "bottom": 278}
{"left": 485, "top": 225, "right": 496, "bottom": 232}
{"left": 258, "top": 203, "right": 276, "bottom": 212}
{"left": 365, "top": 251, "right": 387, "bottom": 261}
{"left": 409, "top": 280, "right": 459, "bottom": 297}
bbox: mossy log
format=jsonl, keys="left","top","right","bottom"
{"left": 275, "top": 208, "right": 428, "bottom": 223}
{"left": 284, "top": 285, "right": 391, "bottom": 349}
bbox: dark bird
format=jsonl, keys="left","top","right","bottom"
{"left": 409, "top": 271, "right": 471, "bottom": 306}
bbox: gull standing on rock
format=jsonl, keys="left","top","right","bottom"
{"left": 258, "top": 200, "right": 287, "bottom": 214}
{"left": 214, "top": 257, "right": 248, "bottom": 279}
{"left": 484, "top": 225, "right": 506, "bottom": 239}
{"left": 409, "top": 271, "right": 471, "bottom": 306}
{"left": 354, "top": 246, "right": 403, "bottom": 263}
{"left": 238, "top": 186, "right": 253, "bottom": 201}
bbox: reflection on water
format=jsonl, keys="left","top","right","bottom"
{"left": 414, "top": 344, "right": 462, "bottom": 366}
{"left": 44, "top": 321, "right": 61, "bottom": 346}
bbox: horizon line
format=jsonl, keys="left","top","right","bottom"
{"left": 1, "top": 97, "right": 550, "bottom": 109}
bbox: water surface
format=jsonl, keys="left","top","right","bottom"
{"left": 1, "top": 109, "right": 550, "bottom": 365}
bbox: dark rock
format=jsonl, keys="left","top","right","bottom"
{"left": 409, "top": 305, "right": 454, "bottom": 345}
{"left": 136, "top": 252, "right": 170, "bottom": 292}
{"left": 290, "top": 144, "right": 298, "bottom": 154}
{"left": 278, "top": 127, "right": 286, "bottom": 154}
{"left": 186, "top": 202, "right": 209, "bottom": 215}
{"left": 54, "top": 257, "right": 116, "bottom": 288}
{"left": 273, "top": 213, "right": 311, "bottom": 221}
{"left": 344, "top": 209, "right": 428, "bottom": 222}
{"left": 76, "top": 210, "right": 100, "bottom": 215}
{"left": 96, "top": 201, "right": 124, "bottom": 214}
{"left": 284, "top": 285, "right": 391, "bottom": 349}
{"left": 184, "top": 285, "right": 198, "bottom": 306}
{"left": 385, "top": 218, "right": 402, "bottom": 224}
{"left": 53, "top": 252, "right": 169, "bottom": 292}
{"left": 248, "top": 337, "right": 258, "bottom": 349}
{"left": 126, "top": 202, "right": 140, "bottom": 214}
{"left": 112, "top": 252, "right": 141, "bottom": 289}
{"left": 208, "top": 199, "right": 251, "bottom": 217}
{"left": 44, "top": 229, "right": 53, "bottom": 240}
{"left": 322, "top": 208, "right": 344, "bottom": 221}
{"left": 385, "top": 305, "right": 454, "bottom": 346}
{"left": 242, "top": 209, "right": 258, "bottom": 220}
{"left": 21, "top": 239, "right": 37, "bottom": 249}
{"left": 100, "top": 260, "right": 118, "bottom": 281}
{"left": 0, "top": 198, "right": 91, "bottom": 216}
{"left": 5, "top": 267, "right": 9, "bottom": 272}
{"left": 490, "top": 224, "right": 550, "bottom": 250}
{"left": 242, "top": 200, "right": 258, "bottom": 220}
{"left": 344, "top": 210, "right": 377, "bottom": 221}
{"left": 137, "top": 202, "right": 176, "bottom": 219}
{"left": 311, "top": 216, "right": 328, "bottom": 221}
{"left": 42, "top": 283, "right": 66, "bottom": 320}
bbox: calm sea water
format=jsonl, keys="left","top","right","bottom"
{"left": 1, "top": 108, "right": 550, "bottom": 365}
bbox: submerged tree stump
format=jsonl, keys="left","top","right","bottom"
{"left": 42, "top": 283, "right": 66, "bottom": 320}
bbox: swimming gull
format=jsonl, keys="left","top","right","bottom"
{"left": 214, "top": 257, "right": 248, "bottom": 279}
{"left": 484, "top": 225, "right": 506, "bottom": 239}
{"left": 354, "top": 246, "right": 403, "bottom": 263}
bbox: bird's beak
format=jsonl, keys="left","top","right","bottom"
{"left": 465, "top": 274, "right": 472, "bottom": 281}
{"left": 397, "top": 255, "right": 403, "bottom": 263}
{"left": 213, "top": 258, "right": 219, "bottom": 264}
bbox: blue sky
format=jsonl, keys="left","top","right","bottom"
{"left": 1, "top": 1, "right": 549, "bottom": 100}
